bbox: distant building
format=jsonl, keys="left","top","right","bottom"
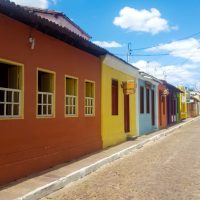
{"left": 163, "top": 82, "right": 182, "bottom": 125}
{"left": 178, "top": 86, "right": 187, "bottom": 120}
{"left": 187, "top": 91, "right": 200, "bottom": 117}
{"left": 158, "top": 82, "right": 168, "bottom": 129}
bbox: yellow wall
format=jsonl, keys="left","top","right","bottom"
{"left": 179, "top": 86, "right": 187, "bottom": 119}
{"left": 101, "top": 63, "right": 137, "bottom": 148}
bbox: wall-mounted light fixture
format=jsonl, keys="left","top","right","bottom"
{"left": 29, "top": 37, "right": 35, "bottom": 50}
{"left": 162, "top": 89, "right": 169, "bottom": 96}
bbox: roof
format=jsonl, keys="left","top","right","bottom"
{"left": 101, "top": 53, "right": 140, "bottom": 78}
{"left": 23, "top": 6, "right": 91, "bottom": 39}
{"left": 162, "top": 81, "right": 183, "bottom": 93}
{"left": 105, "top": 52, "right": 139, "bottom": 70}
{"left": 0, "top": 0, "right": 107, "bottom": 57}
{"left": 139, "top": 71, "right": 162, "bottom": 84}
{"left": 177, "top": 86, "right": 186, "bottom": 92}
{"left": 191, "top": 96, "right": 200, "bottom": 102}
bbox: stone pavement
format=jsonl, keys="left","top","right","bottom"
{"left": 0, "top": 117, "right": 199, "bottom": 200}
{"left": 42, "top": 117, "right": 200, "bottom": 200}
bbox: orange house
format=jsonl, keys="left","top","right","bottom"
{"left": 158, "top": 83, "right": 167, "bottom": 129}
{"left": 0, "top": 1, "right": 107, "bottom": 185}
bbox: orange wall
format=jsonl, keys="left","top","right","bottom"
{"left": 158, "top": 84, "right": 167, "bottom": 129}
{"left": 0, "top": 14, "right": 102, "bottom": 185}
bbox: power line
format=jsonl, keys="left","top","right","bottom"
{"left": 115, "top": 53, "right": 170, "bottom": 57}
{"left": 132, "top": 48, "right": 199, "bottom": 61}
{"left": 133, "top": 53, "right": 170, "bottom": 57}
{"left": 133, "top": 30, "right": 200, "bottom": 51}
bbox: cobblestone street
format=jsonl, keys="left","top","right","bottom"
{"left": 43, "top": 119, "right": 200, "bottom": 200}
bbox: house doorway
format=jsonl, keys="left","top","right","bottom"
{"left": 124, "top": 94, "right": 130, "bottom": 132}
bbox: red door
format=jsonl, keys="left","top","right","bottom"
{"left": 124, "top": 94, "right": 130, "bottom": 132}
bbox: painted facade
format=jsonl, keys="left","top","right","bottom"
{"left": 101, "top": 54, "right": 138, "bottom": 148}
{"left": 190, "top": 91, "right": 200, "bottom": 116}
{"left": 164, "top": 82, "right": 182, "bottom": 126}
{"left": 178, "top": 86, "right": 187, "bottom": 120}
{"left": 158, "top": 83, "right": 167, "bottom": 129}
{"left": 1, "top": 1, "right": 199, "bottom": 187}
{"left": 137, "top": 73, "right": 159, "bottom": 135}
{"left": 187, "top": 95, "right": 200, "bottom": 118}
{"left": 0, "top": 3, "right": 106, "bottom": 185}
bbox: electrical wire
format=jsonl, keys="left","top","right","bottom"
{"left": 115, "top": 53, "right": 170, "bottom": 57}
{"left": 132, "top": 31, "right": 200, "bottom": 51}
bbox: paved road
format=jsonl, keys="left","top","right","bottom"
{"left": 43, "top": 119, "right": 200, "bottom": 200}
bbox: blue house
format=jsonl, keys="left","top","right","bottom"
{"left": 137, "top": 72, "right": 159, "bottom": 135}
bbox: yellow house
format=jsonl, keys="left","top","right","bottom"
{"left": 178, "top": 86, "right": 187, "bottom": 119}
{"left": 101, "top": 54, "right": 139, "bottom": 148}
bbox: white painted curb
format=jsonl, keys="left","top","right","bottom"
{"left": 16, "top": 116, "right": 200, "bottom": 200}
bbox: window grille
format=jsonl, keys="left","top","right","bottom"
{"left": 38, "top": 91, "right": 53, "bottom": 116}
{"left": 85, "top": 97, "right": 94, "bottom": 115}
{"left": 0, "top": 87, "right": 21, "bottom": 117}
{"left": 66, "top": 95, "right": 77, "bottom": 115}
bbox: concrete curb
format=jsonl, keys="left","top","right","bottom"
{"left": 16, "top": 117, "right": 200, "bottom": 200}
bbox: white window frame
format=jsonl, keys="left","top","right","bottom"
{"left": 85, "top": 96, "right": 94, "bottom": 116}
{"left": 37, "top": 68, "right": 55, "bottom": 118}
{"left": 0, "top": 59, "right": 24, "bottom": 120}
{"left": 85, "top": 81, "right": 95, "bottom": 116}
{"left": 65, "top": 95, "right": 77, "bottom": 116}
{"left": 0, "top": 87, "right": 21, "bottom": 118}
{"left": 38, "top": 91, "right": 53, "bottom": 116}
{"left": 65, "top": 76, "right": 78, "bottom": 117}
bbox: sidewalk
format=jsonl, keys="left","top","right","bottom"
{"left": 0, "top": 117, "right": 199, "bottom": 200}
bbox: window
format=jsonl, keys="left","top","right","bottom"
{"left": 65, "top": 76, "right": 78, "bottom": 116}
{"left": 0, "top": 61, "right": 23, "bottom": 118}
{"left": 85, "top": 81, "right": 95, "bottom": 116}
{"left": 140, "top": 86, "right": 144, "bottom": 113}
{"left": 146, "top": 88, "right": 150, "bottom": 113}
{"left": 112, "top": 79, "right": 118, "bottom": 115}
{"left": 37, "top": 69, "right": 55, "bottom": 117}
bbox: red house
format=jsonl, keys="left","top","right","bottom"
{"left": 158, "top": 83, "right": 168, "bottom": 129}
{"left": 0, "top": 0, "right": 106, "bottom": 185}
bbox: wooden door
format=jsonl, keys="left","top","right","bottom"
{"left": 124, "top": 94, "right": 130, "bottom": 132}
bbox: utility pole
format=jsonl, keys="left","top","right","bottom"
{"left": 127, "top": 42, "right": 133, "bottom": 63}
{"left": 163, "top": 71, "right": 167, "bottom": 80}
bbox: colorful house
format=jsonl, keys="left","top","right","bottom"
{"left": 158, "top": 82, "right": 168, "bottom": 129}
{"left": 137, "top": 72, "right": 159, "bottom": 135}
{"left": 178, "top": 86, "right": 187, "bottom": 120}
{"left": 101, "top": 54, "right": 138, "bottom": 148}
{"left": 190, "top": 91, "right": 200, "bottom": 116}
{"left": 0, "top": 1, "right": 107, "bottom": 185}
{"left": 1, "top": 0, "right": 195, "bottom": 187}
{"left": 163, "top": 82, "right": 182, "bottom": 125}
{"left": 187, "top": 92, "right": 200, "bottom": 118}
